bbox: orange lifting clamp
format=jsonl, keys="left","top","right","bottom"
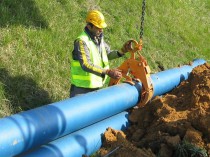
{"left": 109, "top": 39, "right": 154, "bottom": 107}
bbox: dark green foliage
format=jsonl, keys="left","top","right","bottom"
{"left": 174, "top": 141, "right": 208, "bottom": 157}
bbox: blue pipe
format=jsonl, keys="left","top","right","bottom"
{"left": 18, "top": 112, "right": 129, "bottom": 157}
{"left": 151, "top": 59, "right": 206, "bottom": 97}
{"left": 0, "top": 80, "right": 140, "bottom": 157}
{"left": 0, "top": 59, "right": 206, "bottom": 157}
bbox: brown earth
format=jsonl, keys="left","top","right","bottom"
{"left": 99, "top": 63, "right": 210, "bottom": 157}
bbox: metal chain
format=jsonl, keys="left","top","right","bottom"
{"left": 140, "top": 0, "right": 146, "bottom": 40}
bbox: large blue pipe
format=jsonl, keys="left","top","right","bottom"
{"left": 0, "top": 82, "right": 139, "bottom": 157}
{"left": 151, "top": 59, "right": 205, "bottom": 97}
{"left": 18, "top": 112, "right": 129, "bottom": 157}
{"left": 0, "top": 59, "right": 206, "bottom": 157}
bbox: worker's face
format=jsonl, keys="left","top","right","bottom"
{"left": 88, "top": 25, "right": 103, "bottom": 37}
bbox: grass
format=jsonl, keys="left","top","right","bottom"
{"left": 0, "top": 0, "right": 210, "bottom": 117}
{"left": 174, "top": 140, "right": 208, "bottom": 157}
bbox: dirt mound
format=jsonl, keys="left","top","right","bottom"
{"left": 99, "top": 63, "right": 210, "bottom": 157}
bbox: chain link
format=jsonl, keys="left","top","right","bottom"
{"left": 140, "top": 0, "right": 146, "bottom": 40}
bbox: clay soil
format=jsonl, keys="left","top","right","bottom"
{"left": 99, "top": 63, "right": 210, "bottom": 157}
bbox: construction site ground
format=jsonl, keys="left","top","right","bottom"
{"left": 99, "top": 63, "right": 210, "bottom": 157}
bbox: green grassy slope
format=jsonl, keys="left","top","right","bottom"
{"left": 0, "top": 0, "right": 210, "bottom": 117}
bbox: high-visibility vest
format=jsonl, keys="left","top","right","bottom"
{"left": 71, "top": 31, "right": 109, "bottom": 88}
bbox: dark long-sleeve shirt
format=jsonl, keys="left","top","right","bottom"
{"left": 72, "top": 27, "right": 123, "bottom": 77}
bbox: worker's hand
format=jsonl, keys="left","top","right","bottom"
{"left": 106, "top": 69, "right": 122, "bottom": 79}
{"left": 120, "top": 40, "right": 132, "bottom": 54}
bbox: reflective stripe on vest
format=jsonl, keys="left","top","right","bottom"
{"left": 71, "top": 31, "right": 109, "bottom": 88}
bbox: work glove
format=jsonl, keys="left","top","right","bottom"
{"left": 106, "top": 69, "right": 122, "bottom": 79}
{"left": 120, "top": 40, "right": 133, "bottom": 54}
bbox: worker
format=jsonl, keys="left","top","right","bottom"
{"left": 70, "top": 10, "right": 131, "bottom": 97}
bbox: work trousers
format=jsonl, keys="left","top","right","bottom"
{"left": 70, "top": 84, "right": 100, "bottom": 98}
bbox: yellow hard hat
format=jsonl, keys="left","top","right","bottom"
{"left": 86, "top": 10, "right": 107, "bottom": 28}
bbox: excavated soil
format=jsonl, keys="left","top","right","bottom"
{"left": 99, "top": 63, "right": 210, "bottom": 157}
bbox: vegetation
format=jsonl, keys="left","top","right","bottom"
{"left": 0, "top": 0, "right": 210, "bottom": 117}
{"left": 174, "top": 141, "right": 208, "bottom": 157}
